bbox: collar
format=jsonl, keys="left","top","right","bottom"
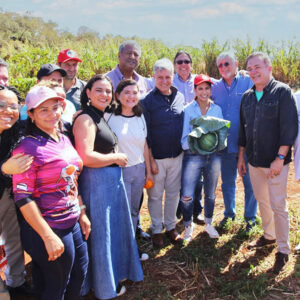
{"left": 116, "top": 65, "right": 140, "bottom": 82}
{"left": 251, "top": 77, "right": 274, "bottom": 93}
{"left": 175, "top": 73, "right": 193, "bottom": 83}
{"left": 67, "top": 77, "right": 81, "bottom": 91}
{"left": 87, "top": 105, "right": 104, "bottom": 117}
{"left": 153, "top": 85, "right": 178, "bottom": 95}
{"left": 221, "top": 72, "right": 239, "bottom": 87}
{"left": 30, "top": 123, "right": 61, "bottom": 142}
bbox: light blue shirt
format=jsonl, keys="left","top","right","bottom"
{"left": 181, "top": 100, "right": 223, "bottom": 150}
{"left": 211, "top": 73, "right": 253, "bottom": 153}
{"left": 106, "top": 65, "right": 153, "bottom": 98}
{"left": 173, "top": 73, "right": 196, "bottom": 105}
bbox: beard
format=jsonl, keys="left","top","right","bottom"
{"left": 65, "top": 73, "right": 76, "bottom": 80}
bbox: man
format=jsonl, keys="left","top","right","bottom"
{"left": 37, "top": 63, "right": 66, "bottom": 86}
{"left": 0, "top": 58, "right": 9, "bottom": 86}
{"left": 57, "top": 49, "right": 85, "bottom": 110}
{"left": 140, "top": 58, "right": 184, "bottom": 248}
{"left": 211, "top": 52, "right": 257, "bottom": 232}
{"left": 19, "top": 63, "right": 76, "bottom": 123}
{"left": 106, "top": 40, "right": 153, "bottom": 97}
{"left": 238, "top": 52, "right": 298, "bottom": 274}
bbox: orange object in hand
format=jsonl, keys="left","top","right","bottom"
{"left": 144, "top": 179, "right": 154, "bottom": 189}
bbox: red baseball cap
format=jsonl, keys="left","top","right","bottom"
{"left": 194, "top": 74, "right": 214, "bottom": 86}
{"left": 57, "top": 49, "right": 82, "bottom": 63}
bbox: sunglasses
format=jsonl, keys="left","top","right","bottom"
{"left": 176, "top": 60, "right": 191, "bottom": 65}
{"left": 218, "top": 62, "right": 230, "bottom": 68}
{"left": 0, "top": 100, "right": 19, "bottom": 111}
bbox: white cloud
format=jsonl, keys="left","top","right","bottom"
{"left": 246, "top": 0, "right": 298, "bottom": 5}
{"left": 220, "top": 2, "right": 247, "bottom": 14}
{"left": 186, "top": 7, "right": 221, "bottom": 18}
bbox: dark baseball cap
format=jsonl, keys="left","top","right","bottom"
{"left": 37, "top": 63, "right": 67, "bottom": 80}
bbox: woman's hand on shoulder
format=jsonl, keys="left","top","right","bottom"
{"left": 1, "top": 153, "right": 33, "bottom": 175}
{"left": 113, "top": 153, "right": 128, "bottom": 167}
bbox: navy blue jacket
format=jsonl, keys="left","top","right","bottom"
{"left": 140, "top": 86, "right": 184, "bottom": 159}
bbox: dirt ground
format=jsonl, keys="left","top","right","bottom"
{"left": 4, "top": 164, "right": 300, "bottom": 300}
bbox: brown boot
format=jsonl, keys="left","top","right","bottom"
{"left": 166, "top": 229, "right": 183, "bottom": 244}
{"left": 152, "top": 233, "right": 164, "bottom": 248}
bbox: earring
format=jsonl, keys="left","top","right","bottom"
{"left": 88, "top": 98, "right": 91, "bottom": 106}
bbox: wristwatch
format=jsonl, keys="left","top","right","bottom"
{"left": 277, "top": 154, "right": 285, "bottom": 160}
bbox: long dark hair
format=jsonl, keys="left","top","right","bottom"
{"left": 0, "top": 84, "right": 23, "bottom": 104}
{"left": 114, "top": 79, "right": 143, "bottom": 117}
{"left": 80, "top": 74, "right": 115, "bottom": 110}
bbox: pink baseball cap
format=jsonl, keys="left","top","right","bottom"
{"left": 25, "top": 86, "right": 65, "bottom": 111}
{"left": 57, "top": 49, "right": 82, "bottom": 63}
{"left": 194, "top": 74, "right": 214, "bottom": 86}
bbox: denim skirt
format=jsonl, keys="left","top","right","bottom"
{"left": 79, "top": 166, "right": 143, "bottom": 299}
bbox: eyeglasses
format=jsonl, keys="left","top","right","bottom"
{"left": 176, "top": 60, "right": 191, "bottom": 65}
{"left": 218, "top": 62, "right": 230, "bottom": 68}
{"left": 0, "top": 100, "right": 19, "bottom": 111}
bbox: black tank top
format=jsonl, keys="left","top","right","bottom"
{"left": 74, "top": 106, "right": 118, "bottom": 154}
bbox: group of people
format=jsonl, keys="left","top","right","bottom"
{"left": 0, "top": 39, "right": 299, "bottom": 299}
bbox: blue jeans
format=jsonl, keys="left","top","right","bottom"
{"left": 194, "top": 173, "right": 204, "bottom": 216}
{"left": 221, "top": 152, "right": 257, "bottom": 222}
{"left": 180, "top": 150, "right": 221, "bottom": 226}
{"left": 123, "top": 163, "right": 146, "bottom": 231}
{"left": 20, "top": 219, "right": 88, "bottom": 300}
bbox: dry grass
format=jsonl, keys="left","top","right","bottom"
{"left": 8, "top": 165, "right": 300, "bottom": 300}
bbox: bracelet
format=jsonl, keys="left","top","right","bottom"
{"left": 80, "top": 204, "right": 86, "bottom": 211}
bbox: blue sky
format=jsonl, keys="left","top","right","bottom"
{"left": 1, "top": 0, "right": 299, "bottom": 47}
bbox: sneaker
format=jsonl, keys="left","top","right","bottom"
{"left": 205, "top": 224, "right": 219, "bottom": 238}
{"left": 183, "top": 223, "right": 194, "bottom": 242}
{"left": 247, "top": 236, "right": 276, "bottom": 249}
{"left": 116, "top": 284, "right": 126, "bottom": 297}
{"left": 295, "top": 243, "right": 300, "bottom": 253}
{"left": 136, "top": 227, "right": 151, "bottom": 240}
{"left": 138, "top": 250, "right": 149, "bottom": 261}
{"left": 197, "top": 214, "right": 205, "bottom": 222}
{"left": 272, "top": 252, "right": 289, "bottom": 274}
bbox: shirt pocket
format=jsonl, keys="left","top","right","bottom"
{"left": 261, "top": 99, "right": 278, "bottom": 119}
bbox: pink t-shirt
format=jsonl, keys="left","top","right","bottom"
{"left": 13, "top": 133, "right": 82, "bottom": 229}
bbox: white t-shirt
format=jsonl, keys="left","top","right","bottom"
{"left": 61, "top": 100, "right": 76, "bottom": 124}
{"left": 104, "top": 113, "right": 147, "bottom": 167}
{"left": 294, "top": 91, "right": 300, "bottom": 179}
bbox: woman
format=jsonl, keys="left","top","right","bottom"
{"left": 0, "top": 85, "right": 28, "bottom": 298}
{"left": 105, "top": 79, "right": 152, "bottom": 259}
{"left": 180, "top": 74, "right": 223, "bottom": 241}
{"left": 12, "top": 85, "right": 90, "bottom": 300}
{"left": 73, "top": 75, "right": 143, "bottom": 299}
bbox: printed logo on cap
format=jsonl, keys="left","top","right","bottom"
{"left": 67, "top": 50, "right": 76, "bottom": 57}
